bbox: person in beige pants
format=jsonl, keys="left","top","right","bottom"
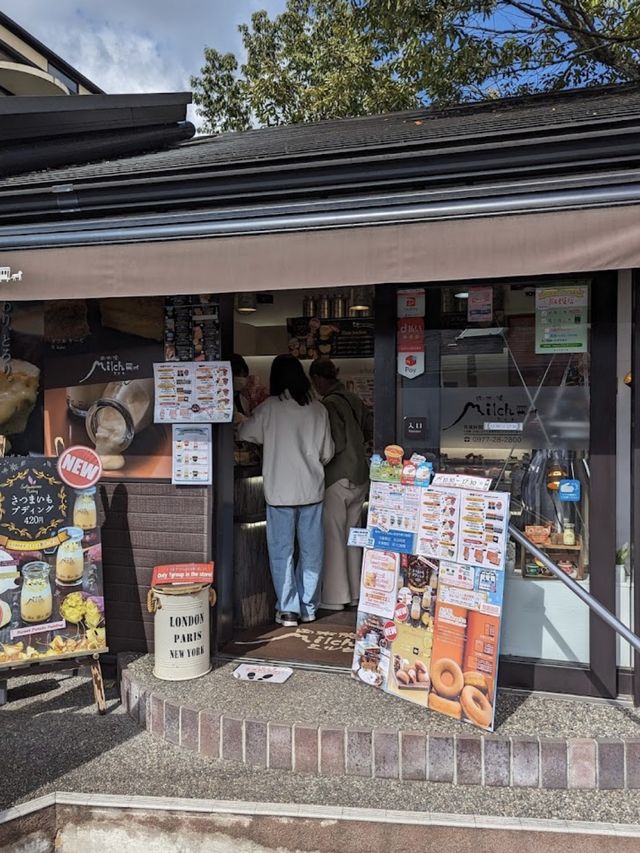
{"left": 310, "top": 360, "right": 373, "bottom": 610}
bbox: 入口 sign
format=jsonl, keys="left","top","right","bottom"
{"left": 57, "top": 446, "right": 102, "bottom": 489}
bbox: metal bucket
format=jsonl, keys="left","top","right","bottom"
{"left": 147, "top": 583, "right": 215, "bottom": 681}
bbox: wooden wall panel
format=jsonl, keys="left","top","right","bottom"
{"left": 98, "top": 481, "right": 210, "bottom": 653}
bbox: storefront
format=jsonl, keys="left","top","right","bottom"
{"left": 1, "top": 82, "right": 640, "bottom": 702}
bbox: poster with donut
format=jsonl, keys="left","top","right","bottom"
{"left": 427, "top": 563, "right": 504, "bottom": 731}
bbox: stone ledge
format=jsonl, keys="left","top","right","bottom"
{"left": 119, "top": 657, "right": 634, "bottom": 790}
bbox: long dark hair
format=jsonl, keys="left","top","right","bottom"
{"left": 270, "top": 354, "right": 312, "bottom": 406}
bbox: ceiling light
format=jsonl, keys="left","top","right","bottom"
{"left": 349, "top": 286, "right": 373, "bottom": 314}
{"left": 455, "top": 291, "right": 469, "bottom": 299}
{"left": 235, "top": 293, "right": 257, "bottom": 313}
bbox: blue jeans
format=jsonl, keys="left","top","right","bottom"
{"left": 266, "top": 502, "right": 324, "bottom": 618}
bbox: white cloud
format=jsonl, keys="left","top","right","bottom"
{"left": 1, "top": 0, "right": 287, "bottom": 94}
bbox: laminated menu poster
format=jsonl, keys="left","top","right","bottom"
{"left": 457, "top": 490, "right": 509, "bottom": 569}
{"left": 351, "top": 553, "right": 438, "bottom": 707}
{"left": 416, "top": 487, "right": 461, "bottom": 561}
{"left": 366, "top": 482, "right": 421, "bottom": 555}
{"left": 172, "top": 424, "right": 213, "bottom": 486}
{"left": 0, "top": 459, "right": 106, "bottom": 669}
{"left": 427, "top": 562, "right": 504, "bottom": 731}
{"left": 154, "top": 361, "right": 233, "bottom": 424}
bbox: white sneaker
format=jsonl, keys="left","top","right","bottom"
{"left": 275, "top": 611, "right": 299, "bottom": 627}
{"left": 300, "top": 613, "right": 316, "bottom": 623}
{"left": 319, "top": 602, "right": 345, "bottom": 611}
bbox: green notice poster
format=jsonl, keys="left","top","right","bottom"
{"left": 535, "top": 285, "right": 588, "bottom": 354}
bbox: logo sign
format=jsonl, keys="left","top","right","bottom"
{"left": 558, "top": 479, "right": 581, "bottom": 502}
{"left": 152, "top": 562, "right": 215, "bottom": 587}
{"left": 57, "top": 445, "right": 103, "bottom": 489}
{"left": 383, "top": 620, "right": 398, "bottom": 642}
{"left": 0, "top": 266, "right": 23, "bottom": 284}
{"left": 397, "top": 288, "right": 425, "bottom": 318}
{"left": 395, "top": 602, "right": 409, "bottom": 623}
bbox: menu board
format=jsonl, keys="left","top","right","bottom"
{"left": 428, "top": 563, "right": 504, "bottom": 731}
{"left": 286, "top": 317, "right": 374, "bottom": 360}
{"left": 164, "top": 296, "right": 220, "bottom": 362}
{"left": 457, "top": 491, "right": 509, "bottom": 569}
{"left": 353, "top": 467, "right": 510, "bottom": 731}
{"left": 366, "top": 482, "right": 421, "bottom": 554}
{"left": 0, "top": 459, "right": 106, "bottom": 669}
{"left": 153, "top": 361, "right": 233, "bottom": 424}
{"left": 172, "top": 425, "right": 213, "bottom": 486}
{"left": 416, "top": 487, "right": 460, "bottom": 561}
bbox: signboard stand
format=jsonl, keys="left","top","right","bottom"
{"left": 0, "top": 449, "right": 108, "bottom": 714}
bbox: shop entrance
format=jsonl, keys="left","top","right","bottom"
{"left": 222, "top": 287, "right": 374, "bottom": 668}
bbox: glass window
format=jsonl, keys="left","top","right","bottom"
{"left": 47, "top": 62, "right": 79, "bottom": 94}
{"left": 398, "top": 280, "right": 592, "bottom": 665}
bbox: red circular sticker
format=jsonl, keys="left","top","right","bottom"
{"left": 383, "top": 621, "right": 398, "bottom": 642}
{"left": 57, "top": 445, "right": 103, "bottom": 489}
{"left": 395, "top": 602, "right": 408, "bottom": 623}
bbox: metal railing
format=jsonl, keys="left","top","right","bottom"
{"left": 509, "top": 525, "right": 640, "bottom": 655}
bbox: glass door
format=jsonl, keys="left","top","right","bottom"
{"left": 387, "top": 276, "right": 618, "bottom": 696}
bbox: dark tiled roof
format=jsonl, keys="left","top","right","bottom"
{"left": 3, "top": 82, "right": 640, "bottom": 189}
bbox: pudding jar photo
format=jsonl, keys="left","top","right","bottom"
{"left": 56, "top": 527, "right": 85, "bottom": 585}
{"left": 73, "top": 487, "right": 97, "bottom": 531}
{"left": 20, "top": 561, "right": 53, "bottom": 624}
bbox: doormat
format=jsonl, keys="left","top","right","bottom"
{"left": 223, "top": 611, "right": 356, "bottom": 668}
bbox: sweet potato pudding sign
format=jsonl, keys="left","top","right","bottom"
{"left": 0, "top": 458, "right": 106, "bottom": 668}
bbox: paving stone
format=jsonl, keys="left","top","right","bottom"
{"left": 221, "top": 716, "right": 243, "bottom": 762}
{"left": 400, "top": 731, "right": 426, "bottom": 781}
{"left": 512, "top": 737, "right": 539, "bottom": 788}
{"left": 245, "top": 719, "right": 268, "bottom": 768}
{"left": 428, "top": 735, "right": 455, "bottom": 784}
{"left": 373, "top": 730, "right": 399, "bottom": 779}
{"left": 540, "top": 738, "right": 567, "bottom": 789}
{"left": 294, "top": 725, "right": 319, "bottom": 774}
{"left": 483, "top": 736, "right": 511, "bottom": 787}
{"left": 164, "top": 701, "right": 180, "bottom": 746}
{"left": 199, "top": 712, "right": 220, "bottom": 759}
{"left": 269, "top": 723, "right": 292, "bottom": 771}
{"left": 128, "top": 681, "right": 140, "bottom": 721}
{"left": 346, "top": 729, "right": 372, "bottom": 777}
{"left": 598, "top": 738, "right": 625, "bottom": 790}
{"left": 179, "top": 706, "right": 200, "bottom": 752}
{"left": 456, "top": 736, "right": 482, "bottom": 786}
{"left": 138, "top": 688, "right": 149, "bottom": 730}
{"left": 567, "top": 739, "right": 596, "bottom": 789}
{"left": 625, "top": 738, "right": 640, "bottom": 789}
{"left": 149, "top": 694, "right": 165, "bottom": 737}
{"left": 320, "top": 728, "right": 345, "bottom": 776}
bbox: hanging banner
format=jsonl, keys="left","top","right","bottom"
{"left": 535, "top": 285, "right": 588, "bottom": 354}
{"left": 397, "top": 317, "right": 425, "bottom": 379}
{"left": 467, "top": 287, "right": 493, "bottom": 323}
{"left": 0, "top": 458, "right": 106, "bottom": 668}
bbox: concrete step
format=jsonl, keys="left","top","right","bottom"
{"left": 4, "top": 793, "right": 640, "bottom": 853}
{"left": 120, "top": 653, "right": 640, "bottom": 791}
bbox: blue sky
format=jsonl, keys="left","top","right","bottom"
{"left": 1, "top": 1, "right": 287, "bottom": 94}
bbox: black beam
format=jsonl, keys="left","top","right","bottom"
{"left": 588, "top": 270, "right": 618, "bottom": 699}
